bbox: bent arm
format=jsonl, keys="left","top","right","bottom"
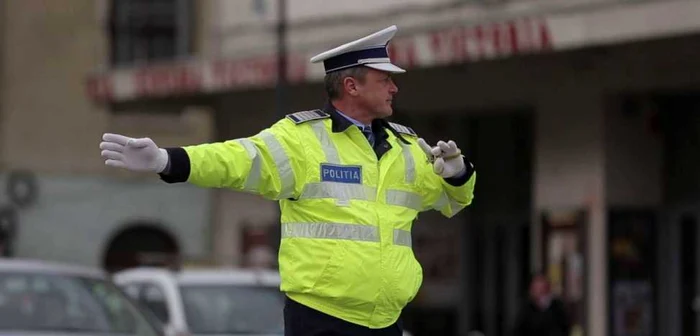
{"left": 419, "top": 151, "right": 476, "bottom": 217}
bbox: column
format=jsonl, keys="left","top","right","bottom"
{"left": 534, "top": 88, "right": 606, "bottom": 336}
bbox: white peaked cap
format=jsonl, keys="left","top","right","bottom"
{"left": 310, "top": 25, "right": 406, "bottom": 74}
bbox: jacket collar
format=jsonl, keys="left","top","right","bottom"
{"left": 321, "top": 101, "right": 413, "bottom": 159}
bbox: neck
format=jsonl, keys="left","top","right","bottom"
{"left": 331, "top": 99, "right": 373, "bottom": 125}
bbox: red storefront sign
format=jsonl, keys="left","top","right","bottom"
{"left": 427, "top": 18, "right": 551, "bottom": 63}
{"left": 86, "top": 18, "right": 552, "bottom": 103}
{"left": 389, "top": 18, "right": 551, "bottom": 67}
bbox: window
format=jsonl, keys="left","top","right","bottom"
{"left": 120, "top": 284, "right": 142, "bottom": 300}
{"left": 0, "top": 273, "right": 159, "bottom": 336}
{"left": 108, "top": 0, "right": 192, "bottom": 66}
{"left": 179, "top": 284, "right": 285, "bottom": 334}
{"left": 140, "top": 284, "right": 170, "bottom": 323}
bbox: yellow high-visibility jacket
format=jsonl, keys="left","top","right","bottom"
{"left": 161, "top": 105, "right": 476, "bottom": 328}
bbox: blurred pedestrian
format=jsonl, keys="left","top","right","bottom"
{"left": 512, "top": 272, "right": 571, "bottom": 336}
{"left": 99, "top": 25, "right": 476, "bottom": 336}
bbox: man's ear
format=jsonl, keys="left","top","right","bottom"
{"left": 343, "top": 77, "right": 359, "bottom": 97}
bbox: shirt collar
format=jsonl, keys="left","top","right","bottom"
{"left": 335, "top": 109, "right": 370, "bottom": 131}
{"left": 321, "top": 101, "right": 404, "bottom": 144}
{"left": 323, "top": 101, "right": 383, "bottom": 133}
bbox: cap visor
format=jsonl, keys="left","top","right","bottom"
{"left": 365, "top": 62, "right": 406, "bottom": 73}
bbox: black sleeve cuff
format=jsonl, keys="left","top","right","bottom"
{"left": 158, "top": 147, "right": 191, "bottom": 184}
{"left": 443, "top": 159, "right": 475, "bottom": 187}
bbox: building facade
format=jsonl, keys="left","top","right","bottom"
{"left": 1, "top": 0, "right": 699, "bottom": 335}
{"left": 0, "top": 0, "right": 214, "bottom": 272}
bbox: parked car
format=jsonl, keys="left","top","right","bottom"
{"left": 0, "top": 258, "right": 164, "bottom": 336}
{"left": 113, "top": 267, "right": 285, "bottom": 336}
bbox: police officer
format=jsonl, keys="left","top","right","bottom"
{"left": 100, "top": 25, "right": 476, "bottom": 336}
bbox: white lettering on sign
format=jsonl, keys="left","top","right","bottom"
{"left": 320, "top": 164, "right": 362, "bottom": 184}
{"left": 323, "top": 168, "right": 361, "bottom": 180}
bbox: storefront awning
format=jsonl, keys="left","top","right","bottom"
{"left": 85, "top": 0, "right": 700, "bottom": 104}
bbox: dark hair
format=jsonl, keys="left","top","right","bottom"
{"left": 324, "top": 66, "right": 369, "bottom": 100}
{"left": 529, "top": 271, "right": 551, "bottom": 285}
{"left": 529, "top": 270, "right": 547, "bottom": 280}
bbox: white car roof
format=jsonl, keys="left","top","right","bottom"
{"left": 113, "top": 267, "right": 281, "bottom": 287}
{"left": 0, "top": 258, "right": 106, "bottom": 279}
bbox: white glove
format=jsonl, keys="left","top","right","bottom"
{"left": 418, "top": 138, "right": 466, "bottom": 178}
{"left": 100, "top": 133, "right": 169, "bottom": 173}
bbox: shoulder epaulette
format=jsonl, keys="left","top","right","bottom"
{"left": 388, "top": 122, "right": 417, "bottom": 137}
{"left": 285, "top": 109, "right": 330, "bottom": 124}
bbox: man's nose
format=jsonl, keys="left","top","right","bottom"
{"left": 389, "top": 81, "right": 399, "bottom": 94}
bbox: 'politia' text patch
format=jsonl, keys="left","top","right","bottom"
{"left": 320, "top": 164, "right": 362, "bottom": 184}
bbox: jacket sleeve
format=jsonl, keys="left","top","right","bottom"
{"left": 417, "top": 147, "right": 476, "bottom": 218}
{"left": 159, "top": 118, "right": 305, "bottom": 201}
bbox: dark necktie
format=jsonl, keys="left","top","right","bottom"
{"left": 361, "top": 126, "right": 375, "bottom": 147}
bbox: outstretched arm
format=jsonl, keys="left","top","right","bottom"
{"left": 100, "top": 118, "right": 306, "bottom": 201}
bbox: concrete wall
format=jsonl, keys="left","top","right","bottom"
{"left": 605, "top": 97, "right": 663, "bottom": 207}
{"left": 0, "top": 0, "right": 108, "bottom": 174}
{"left": 0, "top": 0, "right": 215, "bottom": 173}
{"left": 8, "top": 174, "right": 210, "bottom": 268}
{"left": 0, "top": 0, "right": 217, "bottom": 265}
{"left": 535, "top": 88, "right": 607, "bottom": 336}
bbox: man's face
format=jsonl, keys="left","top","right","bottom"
{"left": 529, "top": 275, "right": 550, "bottom": 300}
{"left": 354, "top": 68, "right": 399, "bottom": 118}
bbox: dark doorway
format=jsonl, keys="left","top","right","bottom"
{"left": 655, "top": 93, "right": 700, "bottom": 336}
{"left": 399, "top": 109, "right": 533, "bottom": 336}
{"left": 103, "top": 223, "right": 180, "bottom": 273}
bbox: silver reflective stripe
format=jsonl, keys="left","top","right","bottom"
{"left": 237, "top": 138, "right": 260, "bottom": 191}
{"left": 300, "top": 182, "right": 376, "bottom": 201}
{"left": 433, "top": 192, "right": 449, "bottom": 211}
{"left": 260, "top": 130, "right": 295, "bottom": 199}
{"left": 282, "top": 223, "right": 379, "bottom": 242}
{"left": 450, "top": 198, "right": 466, "bottom": 213}
{"left": 385, "top": 190, "right": 422, "bottom": 211}
{"left": 432, "top": 192, "right": 465, "bottom": 215}
{"left": 311, "top": 122, "right": 340, "bottom": 164}
{"left": 393, "top": 229, "right": 412, "bottom": 247}
{"left": 400, "top": 144, "right": 415, "bottom": 184}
